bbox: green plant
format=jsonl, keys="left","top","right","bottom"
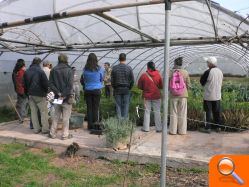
{"left": 73, "top": 79, "right": 249, "bottom": 131}
{"left": 103, "top": 117, "right": 134, "bottom": 147}
{"left": 0, "top": 143, "right": 207, "bottom": 186}
{"left": 176, "top": 167, "right": 208, "bottom": 174}
{"left": 0, "top": 106, "right": 17, "bottom": 123}
{"left": 222, "top": 109, "right": 249, "bottom": 129}
{"left": 144, "top": 163, "right": 160, "bottom": 174}
{"left": 42, "top": 147, "right": 55, "bottom": 155}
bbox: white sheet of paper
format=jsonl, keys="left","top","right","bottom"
{"left": 53, "top": 98, "right": 63, "bottom": 105}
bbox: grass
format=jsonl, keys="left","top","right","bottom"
{"left": 0, "top": 143, "right": 156, "bottom": 186}
{"left": 42, "top": 147, "right": 55, "bottom": 155}
{"left": 176, "top": 167, "right": 208, "bottom": 174}
{"left": 0, "top": 143, "right": 208, "bottom": 187}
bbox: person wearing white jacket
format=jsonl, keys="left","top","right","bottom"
{"left": 200, "top": 57, "right": 223, "bottom": 133}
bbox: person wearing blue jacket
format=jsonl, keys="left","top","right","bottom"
{"left": 80, "top": 53, "right": 104, "bottom": 130}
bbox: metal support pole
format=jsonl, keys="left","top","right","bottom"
{"left": 0, "top": 0, "right": 192, "bottom": 29}
{"left": 160, "top": 0, "right": 171, "bottom": 187}
{"left": 96, "top": 12, "right": 160, "bottom": 42}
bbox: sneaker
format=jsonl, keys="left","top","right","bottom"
{"left": 61, "top": 134, "right": 73, "bottom": 140}
{"left": 41, "top": 131, "right": 50, "bottom": 134}
{"left": 23, "top": 117, "right": 29, "bottom": 121}
{"left": 34, "top": 130, "right": 41, "bottom": 134}
{"left": 156, "top": 130, "right": 162, "bottom": 133}
{"left": 178, "top": 132, "right": 187, "bottom": 135}
{"left": 141, "top": 129, "right": 149, "bottom": 132}
{"left": 169, "top": 132, "right": 177, "bottom": 135}
{"left": 48, "top": 133, "right": 56, "bottom": 139}
{"left": 199, "top": 128, "right": 211, "bottom": 134}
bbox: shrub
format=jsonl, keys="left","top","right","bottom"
{"left": 75, "top": 78, "right": 249, "bottom": 131}
{"left": 103, "top": 117, "right": 134, "bottom": 147}
{"left": 0, "top": 106, "right": 17, "bottom": 123}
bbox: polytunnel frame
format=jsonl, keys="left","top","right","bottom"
{"left": 64, "top": 41, "right": 249, "bottom": 76}
{"left": 0, "top": 1, "right": 248, "bottom": 186}
{"left": 157, "top": 49, "right": 247, "bottom": 73}
{"left": 0, "top": 0, "right": 249, "bottom": 51}
{"left": 133, "top": 45, "right": 248, "bottom": 81}
{"left": 156, "top": 44, "right": 249, "bottom": 69}
{"left": 108, "top": 43, "right": 249, "bottom": 82}
{"left": 94, "top": 8, "right": 249, "bottom": 41}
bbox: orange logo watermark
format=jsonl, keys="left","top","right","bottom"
{"left": 209, "top": 155, "right": 249, "bottom": 187}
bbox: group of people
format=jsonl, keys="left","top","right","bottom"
{"left": 138, "top": 56, "right": 223, "bottom": 134}
{"left": 80, "top": 53, "right": 134, "bottom": 130}
{"left": 12, "top": 54, "right": 76, "bottom": 140}
{"left": 12, "top": 52, "right": 223, "bottom": 140}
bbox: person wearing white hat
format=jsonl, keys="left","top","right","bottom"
{"left": 200, "top": 57, "right": 223, "bottom": 133}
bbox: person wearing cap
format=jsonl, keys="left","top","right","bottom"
{"left": 200, "top": 56, "right": 223, "bottom": 133}
{"left": 43, "top": 60, "right": 51, "bottom": 79}
{"left": 169, "top": 57, "right": 191, "bottom": 135}
{"left": 137, "top": 61, "right": 163, "bottom": 132}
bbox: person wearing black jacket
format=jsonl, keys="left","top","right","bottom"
{"left": 24, "top": 57, "right": 49, "bottom": 134}
{"left": 49, "top": 54, "right": 74, "bottom": 140}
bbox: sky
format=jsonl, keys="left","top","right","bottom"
{"left": 215, "top": 0, "right": 249, "bottom": 16}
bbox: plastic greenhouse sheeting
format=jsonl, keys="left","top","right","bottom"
{"left": 0, "top": 0, "right": 248, "bottom": 44}
{"left": 0, "top": 0, "right": 248, "bottom": 106}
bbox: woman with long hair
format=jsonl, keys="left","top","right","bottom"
{"left": 80, "top": 53, "right": 104, "bottom": 131}
{"left": 12, "top": 59, "right": 28, "bottom": 122}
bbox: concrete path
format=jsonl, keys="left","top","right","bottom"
{"left": 0, "top": 120, "right": 248, "bottom": 168}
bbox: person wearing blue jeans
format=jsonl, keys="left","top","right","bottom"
{"left": 114, "top": 93, "right": 130, "bottom": 119}
{"left": 111, "top": 53, "right": 134, "bottom": 119}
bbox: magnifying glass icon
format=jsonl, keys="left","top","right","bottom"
{"left": 217, "top": 157, "right": 244, "bottom": 185}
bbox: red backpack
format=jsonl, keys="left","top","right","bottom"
{"left": 169, "top": 70, "right": 186, "bottom": 96}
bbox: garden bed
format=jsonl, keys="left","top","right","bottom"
{"left": 75, "top": 78, "right": 249, "bottom": 132}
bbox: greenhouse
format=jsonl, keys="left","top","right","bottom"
{"left": 0, "top": 0, "right": 249, "bottom": 104}
{"left": 0, "top": 0, "right": 248, "bottom": 186}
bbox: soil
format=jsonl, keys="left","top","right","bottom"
{"left": 167, "top": 168, "right": 208, "bottom": 187}
{"left": 51, "top": 156, "right": 208, "bottom": 187}
{"left": 24, "top": 148, "right": 208, "bottom": 187}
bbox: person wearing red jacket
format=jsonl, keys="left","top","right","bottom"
{"left": 12, "top": 59, "right": 28, "bottom": 121}
{"left": 137, "top": 61, "right": 163, "bottom": 132}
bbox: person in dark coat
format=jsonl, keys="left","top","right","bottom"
{"left": 24, "top": 57, "right": 49, "bottom": 134}
{"left": 49, "top": 54, "right": 74, "bottom": 140}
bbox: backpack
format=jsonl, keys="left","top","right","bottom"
{"left": 169, "top": 70, "right": 186, "bottom": 96}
